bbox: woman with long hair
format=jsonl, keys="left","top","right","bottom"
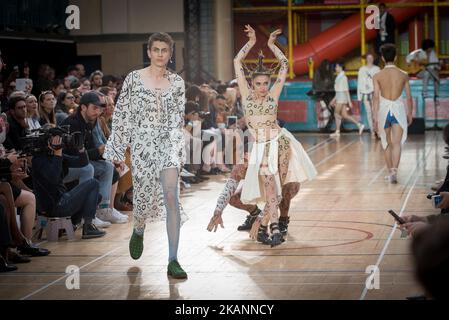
{"left": 208, "top": 25, "right": 317, "bottom": 247}
{"left": 55, "top": 91, "right": 76, "bottom": 125}
{"left": 25, "top": 94, "right": 40, "bottom": 130}
{"left": 38, "top": 91, "right": 56, "bottom": 126}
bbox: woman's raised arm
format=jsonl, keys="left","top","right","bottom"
{"left": 233, "top": 24, "right": 256, "bottom": 100}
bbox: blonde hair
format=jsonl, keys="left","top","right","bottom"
{"left": 25, "top": 94, "right": 39, "bottom": 118}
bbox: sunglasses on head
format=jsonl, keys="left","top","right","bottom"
{"left": 39, "top": 91, "right": 53, "bottom": 98}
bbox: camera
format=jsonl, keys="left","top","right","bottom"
{"left": 19, "top": 125, "right": 83, "bottom": 156}
{"left": 198, "top": 111, "right": 211, "bottom": 120}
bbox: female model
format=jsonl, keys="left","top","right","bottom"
{"left": 211, "top": 25, "right": 317, "bottom": 247}
{"left": 330, "top": 61, "right": 364, "bottom": 138}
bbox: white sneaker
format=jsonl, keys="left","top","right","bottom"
{"left": 389, "top": 174, "right": 398, "bottom": 184}
{"left": 111, "top": 208, "right": 129, "bottom": 220}
{"left": 388, "top": 168, "right": 398, "bottom": 184}
{"left": 330, "top": 131, "right": 340, "bottom": 138}
{"left": 181, "top": 168, "right": 195, "bottom": 177}
{"left": 96, "top": 208, "right": 128, "bottom": 224}
{"left": 181, "top": 180, "right": 191, "bottom": 189}
{"left": 92, "top": 217, "right": 111, "bottom": 228}
{"left": 358, "top": 124, "right": 365, "bottom": 135}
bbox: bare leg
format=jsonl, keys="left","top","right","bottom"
{"left": 341, "top": 105, "right": 362, "bottom": 126}
{"left": 383, "top": 127, "right": 393, "bottom": 171}
{"left": 229, "top": 193, "right": 258, "bottom": 213}
{"left": 390, "top": 124, "right": 404, "bottom": 169}
{"left": 109, "top": 182, "right": 118, "bottom": 209}
{"left": 14, "top": 190, "right": 36, "bottom": 240}
{"left": 279, "top": 183, "right": 300, "bottom": 218}
{"left": 0, "top": 188, "right": 26, "bottom": 247}
{"left": 248, "top": 175, "right": 279, "bottom": 245}
{"left": 202, "top": 141, "right": 215, "bottom": 172}
{"left": 261, "top": 175, "right": 283, "bottom": 247}
{"left": 364, "top": 97, "right": 375, "bottom": 137}
{"left": 333, "top": 104, "right": 343, "bottom": 135}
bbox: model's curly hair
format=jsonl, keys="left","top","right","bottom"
{"left": 243, "top": 51, "right": 279, "bottom": 79}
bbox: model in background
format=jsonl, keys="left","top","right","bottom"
{"left": 357, "top": 53, "right": 381, "bottom": 139}
{"left": 373, "top": 44, "right": 413, "bottom": 184}
{"left": 330, "top": 61, "right": 365, "bottom": 138}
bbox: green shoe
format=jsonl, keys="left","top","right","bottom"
{"left": 167, "top": 260, "right": 187, "bottom": 279}
{"left": 129, "top": 230, "right": 144, "bottom": 260}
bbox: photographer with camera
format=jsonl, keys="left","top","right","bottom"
{"left": 62, "top": 91, "right": 127, "bottom": 224}
{"left": 1, "top": 113, "right": 50, "bottom": 257}
{"left": 32, "top": 134, "right": 106, "bottom": 239}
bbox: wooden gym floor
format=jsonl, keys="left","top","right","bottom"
{"left": 0, "top": 132, "right": 444, "bottom": 300}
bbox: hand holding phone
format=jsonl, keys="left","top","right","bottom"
{"left": 227, "top": 116, "right": 237, "bottom": 128}
{"left": 388, "top": 209, "right": 405, "bottom": 225}
{"left": 432, "top": 195, "right": 442, "bottom": 208}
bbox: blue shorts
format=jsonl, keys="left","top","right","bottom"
{"left": 384, "top": 111, "right": 399, "bottom": 129}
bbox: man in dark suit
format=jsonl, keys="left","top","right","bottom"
{"left": 375, "top": 3, "right": 396, "bottom": 64}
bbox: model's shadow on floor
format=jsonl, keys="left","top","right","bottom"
{"left": 126, "top": 266, "right": 186, "bottom": 300}
{"left": 126, "top": 266, "right": 142, "bottom": 299}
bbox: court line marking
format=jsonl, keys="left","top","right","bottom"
{"left": 367, "top": 166, "right": 387, "bottom": 187}
{"left": 305, "top": 137, "right": 333, "bottom": 154}
{"left": 315, "top": 140, "right": 358, "bottom": 167}
{"left": 20, "top": 246, "right": 121, "bottom": 300}
{"left": 359, "top": 133, "right": 436, "bottom": 300}
{"left": 19, "top": 135, "right": 355, "bottom": 299}
{"left": 214, "top": 138, "right": 359, "bottom": 249}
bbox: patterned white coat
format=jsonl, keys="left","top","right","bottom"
{"left": 104, "top": 70, "right": 187, "bottom": 233}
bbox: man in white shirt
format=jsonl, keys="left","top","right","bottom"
{"left": 418, "top": 39, "right": 440, "bottom": 99}
{"left": 357, "top": 53, "right": 381, "bottom": 138}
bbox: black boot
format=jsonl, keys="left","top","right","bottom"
{"left": 270, "top": 223, "right": 285, "bottom": 248}
{"left": 18, "top": 240, "right": 51, "bottom": 257}
{"left": 237, "top": 208, "right": 261, "bottom": 231}
{"left": 8, "top": 250, "right": 31, "bottom": 264}
{"left": 278, "top": 216, "right": 290, "bottom": 236}
{"left": 256, "top": 225, "right": 271, "bottom": 245}
{"left": 82, "top": 223, "right": 106, "bottom": 239}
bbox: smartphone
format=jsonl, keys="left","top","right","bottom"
{"left": 388, "top": 210, "right": 405, "bottom": 224}
{"left": 227, "top": 116, "right": 237, "bottom": 128}
{"left": 432, "top": 195, "right": 442, "bottom": 208}
{"left": 15, "top": 78, "right": 27, "bottom": 91}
